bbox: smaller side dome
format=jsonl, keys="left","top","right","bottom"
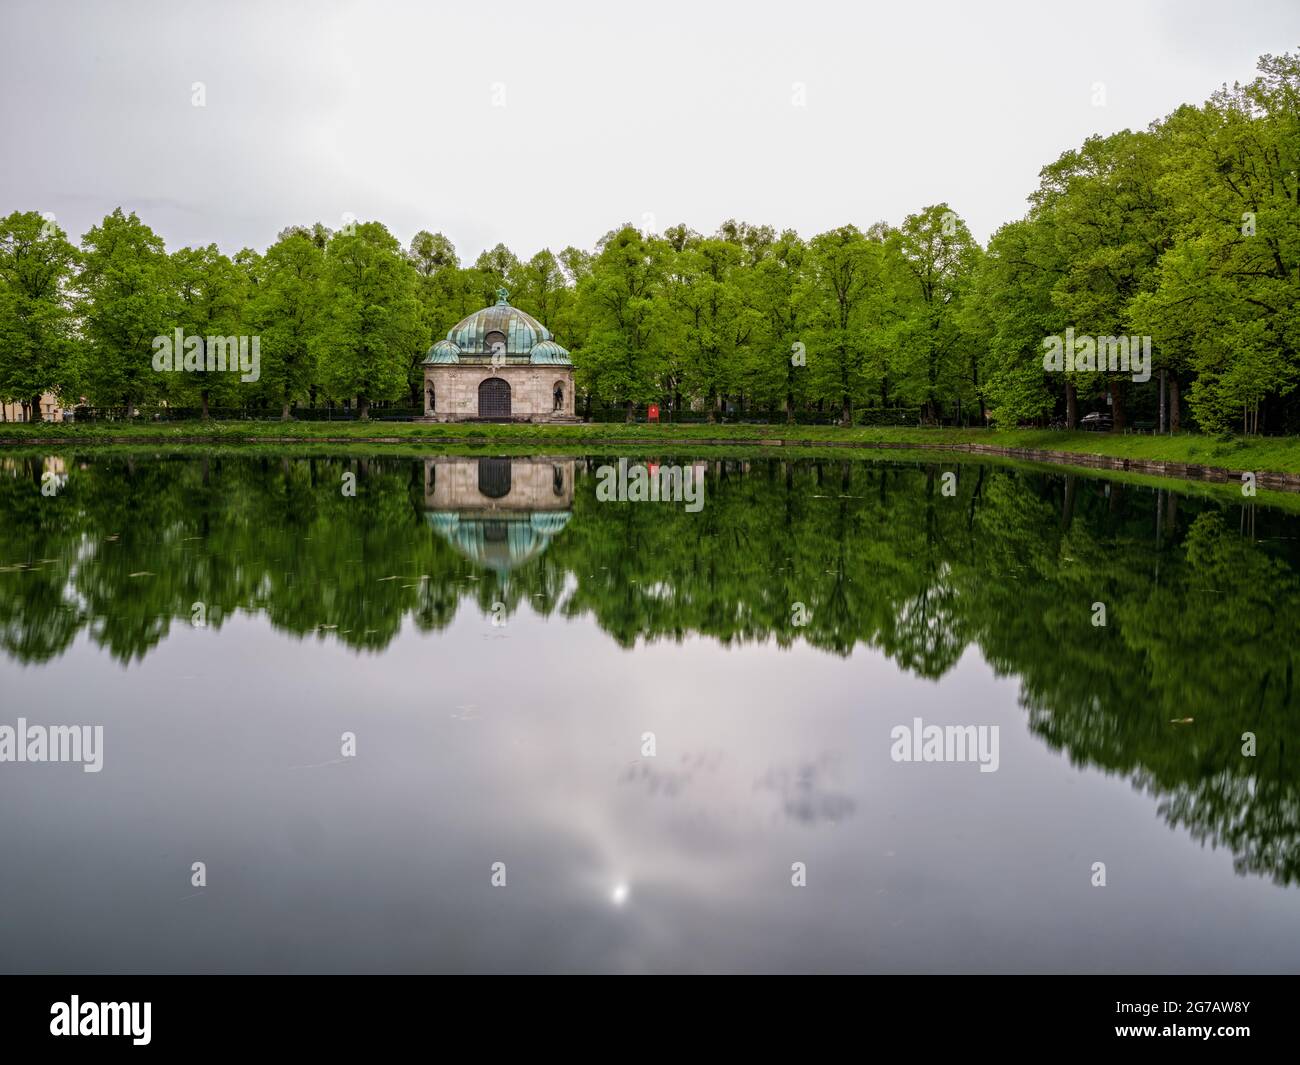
{"left": 424, "top": 339, "right": 461, "bottom": 365}
{"left": 528, "top": 340, "right": 571, "bottom": 365}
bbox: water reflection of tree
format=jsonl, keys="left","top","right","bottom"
{"left": 1, "top": 453, "right": 1297, "bottom": 883}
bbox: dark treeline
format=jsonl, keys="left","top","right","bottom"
{"left": 2, "top": 452, "right": 1298, "bottom": 882}
{"left": 1, "top": 52, "right": 1297, "bottom": 431}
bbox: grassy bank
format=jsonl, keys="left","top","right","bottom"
{"left": 2, "top": 420, "right": 1299, "bottom": 471}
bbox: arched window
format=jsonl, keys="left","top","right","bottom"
{"left": 478, "top": 377, "right": 511, "bottom": 417}
{"left": 552, "top": 464, "right": 564, "bottom": 495}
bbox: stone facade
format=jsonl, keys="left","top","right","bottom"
{"left": 422, "top": 457, "right": 575, "bottom": 511}
{"left": 421, "top": 291, "right": 577, "bottom": 422}
{"left": 422, "top": 364, "right": 576, "bottom": 422}
{"left": 420, "top": 458, "right": 574, "bottom": 572}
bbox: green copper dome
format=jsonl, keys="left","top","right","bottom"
{"left": 423, "top": 338, "right": 461, "bottom": 365}
{"left": 445, "top": 289, "right": 552, "bottom": 359}
{"left": 425, "top": 511, "right": 571, "bottom": 572}
{"left": 528, "top": 340, "right": 572, "bottom": 365}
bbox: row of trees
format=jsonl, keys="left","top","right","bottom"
{"left": 982, "top": 52, "right": 1300, "bottom": 434}
{"left": 1, "top": 52, "right": 1296, "bottom": 430}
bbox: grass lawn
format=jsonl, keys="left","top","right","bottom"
{"left": 3, "top": 420, "right": 1300, "bottom": 476}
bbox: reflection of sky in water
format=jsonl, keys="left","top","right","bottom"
{"left": 2, "top": 601, "right": 1298, "bottom": 974}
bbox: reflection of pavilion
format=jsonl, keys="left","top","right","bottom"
{"left": 422, "top": 458, "right": 574, "bottom": 573}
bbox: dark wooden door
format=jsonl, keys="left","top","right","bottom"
{"left": 478, "top": 377, "right": 511, "bottom": 417}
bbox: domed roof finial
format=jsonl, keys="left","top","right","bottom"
{"left": 495, "top": 286, "right": 509, "bottom": 305}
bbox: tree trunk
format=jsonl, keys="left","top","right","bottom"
{"left": 31, "top": 394, "right": 43, "bottom": 422}
{"left": 1060, "top": 475, "right": 1076, "bottom": 532}
{"left": 1158, "top": 369, "right": 1167, "bottom": 434}
{"left": 1065, "top": 381, "right": 1077, "bottom": 429}
{"left": 201, "top": 389, "right": 211, "bottom": 421}
{"left": 785, "top": 391, "right": 795, "bottom": 425}
{"left": 841, "top": 394, "right": 852, "bottom": 428}
{"left": 1169, "top": 375, "right": 1181, "bottom": 432}
{"left": 281, "top": 401, "right": 292, "bottom": 421}
{"left": 624, "top": 399, "right": 634, "bottom": 424}
{"left": 358, "top": 394, "right": 370, "bottom": 420}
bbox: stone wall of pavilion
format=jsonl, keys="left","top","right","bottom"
{"left": 422, "top": 458, "right": 576, "bottom": 511}
{"left": 422, "top": 365, "right": 575, "bottom": 421}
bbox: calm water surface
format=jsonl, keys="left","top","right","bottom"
{"left": 0, "top": 451, "right": 1297, "bottom": 973}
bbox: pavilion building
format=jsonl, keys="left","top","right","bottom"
{"left": 422, "top": 288, "right": 576, "bottom": 422}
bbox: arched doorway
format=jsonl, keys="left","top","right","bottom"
{"left": 478, "top": 377, "right": 511, "bottom": 417}
{"left": 553, "top": 381, "right": 565, "bottom": 412}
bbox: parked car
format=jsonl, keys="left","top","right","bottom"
{"left": 1080, "top": 411, "right": 1113, "bottom": 431}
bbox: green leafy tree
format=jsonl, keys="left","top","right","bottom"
{"left": 512, "top": 248, "right": 573, "bottom": 329}
{"left": 77, "top": 208, "right": 173, "bottom": 414}
{"left": 1131, "top": 54, "right": 1300, "bottom": 433}
{"left": 1033, "top": 131, "right": 1173, "bottom": 429}
{"left": 473, "top": 243, "right": 521, "bottom": 305}
{"left": 973, "top": 217, "right": 1069, "bottom": 427}
{"left": 0, "top": 211, "right": 79, "bottom": 419}
{"left": 314, "top": 221, "right": 423, "bottom": 419}
{"left": 890, "top": 205, "right": 983, "bottom": 424}
{"left": 668, "top": 235, "right": 759, "bottom": 420}
{"left": 575, "top": 225, "right": 672, "bottom": 420}
{"left": 750, "top": 229, "right": 808, "bottom": 421}
{"left": 254, "top": 230, "right": 324, "bottom": 418}
{"left": 799, "top": 225, "right": 885, "bottom": 426}
{"left": 170, "top": 244, "right": 248, "bottom": 419}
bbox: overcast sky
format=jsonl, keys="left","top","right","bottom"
{"left": 3, "top": 0, "right": 1298, "bottom": 261}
